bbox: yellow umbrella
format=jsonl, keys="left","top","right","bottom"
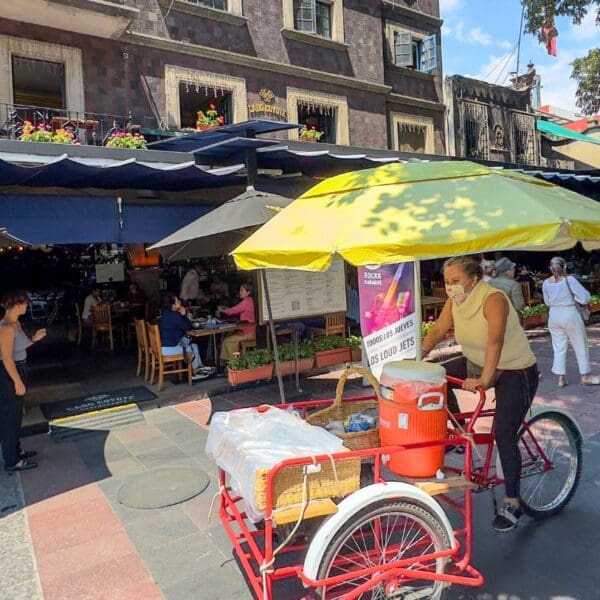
{"left": 232, "top": 161, "right": 600, "bottom": 271}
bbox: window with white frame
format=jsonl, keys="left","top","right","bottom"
{"left": 387, "top": 25, "right": 438, "bottom": 73}
{"left": 294, "top": 0, "right": 332, "bottom": 37}
{"left": 185, "top": 0, "right": 227, "bottom": 8}
{"left": 390, "top": 112, "right": 435, "bottom": 154}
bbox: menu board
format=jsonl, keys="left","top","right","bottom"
{"left": 259, "top": 258, "right": 347, "bottom": 323}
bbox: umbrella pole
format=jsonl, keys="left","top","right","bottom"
{"left": 413, "top": 260, "right": 423, "bottom": 359}
{"left": 261, "top": 269, "right": 286, "bottom": 404}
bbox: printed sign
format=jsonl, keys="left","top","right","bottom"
{"left": 358, "top": 262, "right": 417, "bottom": 379}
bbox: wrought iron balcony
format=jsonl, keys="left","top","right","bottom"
{"left": 0, "top": 104, "right": 138, "bottom": 146}
{"left": 0, "top": 0, "right": 139, "bottom": 39}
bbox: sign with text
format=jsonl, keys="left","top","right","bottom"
{"left": 259, "top": 258, "right": 346, "bottom": 323}
{"left": 358, "top": 262, "right": 417, "bottom": 379}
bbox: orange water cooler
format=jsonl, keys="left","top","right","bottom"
{"left": 379, "top": 361, "right": 448, "bottom": 478}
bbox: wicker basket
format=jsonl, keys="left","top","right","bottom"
{"left": 254, "top": 449, "right": 360, "bottom": 512}
{"left": 307, "top": 366, "right": 381, "bottom": 451}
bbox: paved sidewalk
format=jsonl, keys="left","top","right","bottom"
{"left": 1, "top": 326, "right": 599, "bottom": 600}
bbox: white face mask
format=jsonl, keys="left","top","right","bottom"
{"left": 446, "top": 280, "right": 474, "bottom": 304}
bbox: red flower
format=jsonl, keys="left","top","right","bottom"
{"left": 218, "top": 116, "right": 225, "bottom": 124}
{"left": 209, "top": 103, "right": 216, "bottom": 110}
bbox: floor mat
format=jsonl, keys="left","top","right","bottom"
{"left": 49, "top": 403, "right": 144, "bottom": 442}
{"left": 40, "top": 385, "right": 158, "bottom": 420}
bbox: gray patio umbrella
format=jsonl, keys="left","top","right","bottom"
{"left": 0, "top": 228, "right": 30, "bottom": 247}
{"left": 148, "top": 188, "right": 294, "bottom": 261}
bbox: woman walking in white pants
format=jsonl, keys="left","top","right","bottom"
{"left": 543, "top": 257, "right": 600, "bottom": 387}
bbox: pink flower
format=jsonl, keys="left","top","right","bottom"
{"left": 209, "top": 103, "right": 216, "bottom": 110}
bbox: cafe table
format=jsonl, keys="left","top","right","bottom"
{"left": 187, "top": 323, "right": 240, "bottom": 366}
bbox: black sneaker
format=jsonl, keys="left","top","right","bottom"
{"left": 493, "top": 503, "right": 522, "bottom": 532}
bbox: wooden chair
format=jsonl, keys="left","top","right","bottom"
{"left": 432, "top": 286, "right": 447, "bottom": 299}
{"left": 520, "top": 281, "right": 532, "bottom": 306}
{"left": 91, "top": 305, "right": 120, "bottom": 350}
{"left": 266, "top": 327, "right": 293, "bottom": 349}
{"left": 146, "top": 323, "right": 192, "bottom": 391}
{"left": 240, "top": 339, "right": 257, "bottom": 354}
{"left": 134, "top": 318, "right": 151, "bottom": 380}
{"left": 311, "top": 312, "right": 346, "bottom": 339}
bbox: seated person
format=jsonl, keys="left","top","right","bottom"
{"left": 210, "top": 275, "right": 230, "bottom": 304}
{"left": 159, "top": 295, "right": 211, "bottom": 379}
{"left": 125, "top": 282, "right": 147, "bottom": 304}
{"left": 81, "top": 287, "right": 103, "bottom": 324}
{"left": 218, "top": 283, "right": 256, "bottom": 361}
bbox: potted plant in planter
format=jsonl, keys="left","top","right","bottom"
{"left": 196, "top": 103, "right": 225, "bottom": 131}
{"left": 299, "top": 126, "right": 323, "bottom": 143}
{"left": 313, "top": 335, "right": 351, "bottom": 368}
{"left": 520, "top": 304, "right": 549, "bottom": 329}
{"left": 590, "top": 294, "right": 600, "bottom": 314}
{"left": 227, "top": 348, "right": 274, "bottom": 386}
{"left": 277, "top": 342, "right": 315, "bottom": 376}
{"left": 106, "top": 132, "right": 147, "bottom": 149}
{"left": 19, "top": 121, "right": 77, "bottom": 144}
{"left": 347, "top": 335, "right": 362, "bottom": 363}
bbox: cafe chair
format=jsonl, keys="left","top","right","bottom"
{"left": 91, "top": 305, "right": 120, "bottom": 351}
{"left": 240, "top": 339, "right": 257, "bottom": 354}
{"left": 134, "top": 318, "right": 151, "bottom": 380}
{"left": 311, "top": 312, "right": 346, "bottom": 339}
{"left": 432, "top": 286, "right": 447, "bottom": 299}
{"left": 146, "top": 323, "right": 192, "bottom": 391}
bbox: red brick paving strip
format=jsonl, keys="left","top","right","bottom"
{"left": 173, "top": 399, "right": 212, "bottom": 429}
{"left": 20, "top": 435, "right": 164, "bottom": 600}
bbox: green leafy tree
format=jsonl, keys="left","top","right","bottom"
{"left": 521, "top": 1, "right": 600, "bottom": 114}
{"left": 571, "top": 48, "right": 600, "bottom": 114}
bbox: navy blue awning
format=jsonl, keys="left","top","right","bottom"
{"left": 0, "top": 195, "right": 210, "bottom": 244}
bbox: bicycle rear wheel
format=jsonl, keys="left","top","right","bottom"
{"left": 518, "top": 411, "right": 582, "bottom": 518}
{"left": 316, "top": 500, "right": 450, "bottom": 599}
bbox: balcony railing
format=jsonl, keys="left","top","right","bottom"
{"left": 0, "top": 104, "right": 139, "bottom": 146}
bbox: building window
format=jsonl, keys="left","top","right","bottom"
{"left": 184, "top": 0, "right": 227, "bottom": 8}
{"left": 12, "top": 56, "right": 65, "bottom": 109}
{"left": 178, "top": 83, "right": 232, "bottom": 129}
{"left": 387, "top": 25, "right": 438, "bottom": 73}
{"left": 298, "top": 103, "right": 336, "bottom": 143}
{"left": 165, "top": 66, "right": 247, "bottom": 129}
{"left": 511, "top": 111, "right": 538, "bottom": 165}
{"left": 0, "top": 36, "right": 84, "bottom": 114}
{"left": 293, "top": 0, "right": 332, "bottom": 38}
{"left": 390, "top": 112, "right": 435, "bottom": 154}
{"left": 287, "top": 87, "right": 349, "bottom": 145}
{"left": 461, "top": 101, "right": 490, "bottom": 160}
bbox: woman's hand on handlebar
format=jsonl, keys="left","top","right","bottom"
{"left": 462, "top": 377, "right": 488, "bottom": 392}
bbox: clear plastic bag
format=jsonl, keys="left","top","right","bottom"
{"left": 205, "top": 406, "right": 347, "bottom": 519}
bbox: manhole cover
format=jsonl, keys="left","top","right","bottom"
{"left": 118, "top": 466, "right": 210, "bottom": 509}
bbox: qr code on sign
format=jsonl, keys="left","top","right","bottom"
{"left": 291, "top": 301, "right": 300, "bottom": 311}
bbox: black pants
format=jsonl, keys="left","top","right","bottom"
{"left": 0, "top": 362, "right": 25, "bottom": 469}
{"left": 444, "top": 356, "right": 539, "bottom": 498}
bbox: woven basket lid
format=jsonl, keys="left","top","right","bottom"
{"left": 380, "top": 360, "right": 446, "bottom": 384}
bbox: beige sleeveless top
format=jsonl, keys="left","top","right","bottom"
{"left": 452, "top": 280, "right": 536, "bottom": 371}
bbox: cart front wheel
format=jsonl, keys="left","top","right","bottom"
{"left": 518, "top": 411, "right": 582, "bottom": 518}
{"left": 316, "top": 500, "right": 450, "bottom": 600}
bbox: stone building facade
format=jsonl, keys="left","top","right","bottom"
{"left": 445, "top": 75, "right": 541, "bottom": 166}
{"left": 0, "top": 0, "right": 445, "bottom": 153}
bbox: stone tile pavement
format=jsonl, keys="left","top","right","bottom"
{"left": 0, "top": 326, "right": 599, "bottom": 600}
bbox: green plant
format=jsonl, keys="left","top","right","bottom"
{"left": 227, "top": 348, "right": 274, "bottom": 371}
{"left": 421, "top": 320, "right": 437, "bottom": 337}
{"left": 19, "top": 121, "right": 76, "bottom": 144}
{"left": 590, "top": 294, "right": 600, "bottom": 304}
{"left": 106, "top": 132, "right": 147, "bottom": 149}
{"left": 346, "top": 335, "right": 362, "bottom": 350}
{"left": 278, "top": 343, "right": 296, "bottom": 362}
{"left": 196, "top": 103, "right": 225, "bottom": 128}
{"left": 310, "top": 335, "right": 347, "bottom": 352}
{"left": 520, "top": 304, "right": 549, "bottom": 318}
{"left": 299, "top": 126, "right": 323, "bottom": 141}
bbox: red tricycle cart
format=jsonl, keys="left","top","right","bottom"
{"left": 215, "top": 369, "right": 582, "bottom": 600}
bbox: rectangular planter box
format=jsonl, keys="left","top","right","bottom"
{"left": 227, "top": 364, "right": 274, "bottom": 386}
{"left": 315, "top": 347, "right": 351, "bottom": 369}
{"left": 350, "top": 348, "right": 362, "bottom": 363}
{"left": 522, "top": 313, "right": 547, "bottom": 329}
{"left": 590, "top": 303, "right": 600, "bottom": 314}
{"left": 278, "top": 358, "right": 315, "bottom": 376}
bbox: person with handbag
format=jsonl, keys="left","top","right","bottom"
{"left": 542, "top": 256, "right": 599, "bottom": 387}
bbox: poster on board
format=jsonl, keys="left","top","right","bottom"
{"left": 358, "top": 262, "right": 417, "bottom": 379}
{"left": 95, "top": 263, "right": 125, "bottom": 284}
{"left": 259, "top": 258, "right": 346, "bottom": 322}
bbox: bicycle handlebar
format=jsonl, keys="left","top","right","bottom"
{"left": 445, "top": 375, "right": 487, "bottom": 433}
